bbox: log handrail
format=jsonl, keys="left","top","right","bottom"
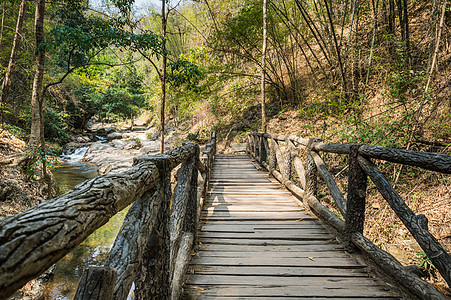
{"left": 0, "top": 132, "right": 216, "bottom": 300}
{"left": 247, "top": 132, "right": 450, "bottom": 300}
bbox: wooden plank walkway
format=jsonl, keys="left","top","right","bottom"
{"left": 183, "top": 154, "right": 399, "bottom": 299}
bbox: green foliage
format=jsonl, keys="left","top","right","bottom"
{"left": 415, "top": 251, "right": 436, "bottom": 274}
{"left": 26, "top": 147, "right": 59, "bottom": 180}
{"left": 3, "top": 124, "right": 26, "bottom": 139}
{"left": 44, "top": 106, "right": 70, "bottom": 143}
{"left": 186, "top": 133, "right": 199, "bottom": 141}
{"left": 168, "top": 58, "right": 203, "bottom": 89}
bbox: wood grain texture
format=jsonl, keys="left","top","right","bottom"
{"left": 0, "top": 160, "right": 159, "bottom": 298}
{"left": 184, "top": 154, "right": 398, "bottom": 299}
{"left": 74, "top": 267, "right": 117, "bottom": 300}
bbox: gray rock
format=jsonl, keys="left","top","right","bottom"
{"left": 107, "top": 132, "right": 123, "bottom": 140}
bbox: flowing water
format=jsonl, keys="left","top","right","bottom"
{"left": 45, "top": 148, "right": 129, "bottom": 299}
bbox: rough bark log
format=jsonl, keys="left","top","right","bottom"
{"left": 259, "top": 135, "right": 267, "bottom": 165}
{"left": 293, "top": 155, "right": 307, "bottom": 190}
{"left": 306, "top": 195, "right": 346, "bottom": 233}
{"left": 283, "top": 140, "right": 293, "bottom": 181}
{"left": 311, "top": 151, "right": 346, "bottom": 216}
{"left": 268, "top": 139, "right": 277, "bottom": 172}
{"left": 135, "top": 158, "right": 171, "bottom": 299}
{"left": 306, "top": 138, "right": 321, "bottom": 203}
{"left": 312, "top": 142, "right": 351, "bottom": 154}
{"left": 256, "top": 132, "right": 309, "bottom": 146}
{"left": 170, "top": 145, "right": 198, "bottom": 274}
{"left": 171, "top": 232, "right": 194, "bottom": 300}
{"left": 0, "top": 161, "right": 159, "bottom": 299}
{"left": 345, "top": 145, "right": 367, "bottom": 247}
{"left": 74, "top": 267, "right": 117, "bottom": 300}
{"left": 359, "top": 144, "right": 451, "bottom": 174}
{"left": 273, "top": 140, "right": 288, "bottom": 181}
{"left": 261, "top": 161, "right": 305, "bottom": 199}
{"left": 183, "top": 144, "right": 199, "bottom": 235}
{"left": 351, "top": 233, "right": 446, "bottom": 300}
{"left": 358, "top": 156, "right": 451, "bottom": 287}
{"left": 262, "top": 137, "right": 270, "bottom": 159}
{"left": 106, "top": 188, "right": 162, "bottom": 300}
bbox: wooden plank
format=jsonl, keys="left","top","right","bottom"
{"left": 184, "top": 285, "right": 396, "bottom": 298}
{"left": 201, "top": 221, "right": 327, "bottom": 232}
{"left": 189, "top": 256, "right": 363, "bottom": 268}
{"left": 186, "top": 275, "right": 382, "bottom": 286}
{"left": 196, "top": 244, "right": 345, "bottom": 252}
{"left": 201, "top": 211, "right": 313, "bottom": 219}
{"left": 197, "top": 238, "right": 338, "bottom": 246}
{"left": 199, "top": 220, "right": 319, "bottom": 225}
{"left": 195, "top": 251, "right": 352, "bottom": 258}
{"left": 186, "top": 297, "right": 399, "bottom": 300}
{"left": 183, "top": 154, "right": 399, "bottom": 300}
{"left": 198, "top": 233, "right": 334, "bottom": 241}
{"left": 202, "top": 206, "right": 305, "bottom": 213}
{"left": 188, "top": 265, "right": 368, "bottom": 277}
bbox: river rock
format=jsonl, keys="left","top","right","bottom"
{"left": 76, "top": 136, "right": 91, "bottom": 143}
{"left": 107, "top": 132, "right": 123, "bottom": 140}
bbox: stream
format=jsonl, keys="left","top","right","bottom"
{"left": 44, "top": 147, "right": 129, "bottom": 299}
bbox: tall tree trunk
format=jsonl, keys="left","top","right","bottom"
{"left": 30, "top": 0, "right": 46, "bottom": 147}
{"left": 396, "top": 0, "right": 405, "bottom": 41}
{"left": 160, "top": 0, "right": 167, "bottom": 154}
{"left": 388, "top": 0, "right": 395, "bottom": 33}
{"left": 403, "top": 0, "right": 410, "bottom": 63}
{"left": 1, "top": 0, "right": 27, "bottom": 126}
{"left": 0, "top": 0, "right": 6, "bottom": 52}
{"left": 261, "top": 0, "right": 267, "bottom": 133}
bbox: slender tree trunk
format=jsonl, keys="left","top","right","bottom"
{"left": 261, "top": 0, "right": 267, "bottom": 133}
{"left": 403, "top": 0, "right": 410, "bottom": 63}
{"left": 160, "top": 0, "right": 167, "bottom": 154}
{"left": 1, "top": 0, "right": 27, "bottom": 126}
{"left": 396, "top": 0, "right": 405, "bottom": 41}
{"left": 0, "top": 0, "right": 6, "bottom": 52}
{"left": 388, "top": 0, "right": 395, "bottom": 33}
{"left": 323, "top": 0, "right": 347, "bottom": 96}
{"left": 30, "top": 0, "right": 46, "bottom": 147}
{"left": 424, "top": 0, "right": 447, "bottom": 94}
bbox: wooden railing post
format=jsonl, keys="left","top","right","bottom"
{"left": 306, "top": 138, "right": 321, "bottom": 204}
{"left": 283, "top": 139, "right": 293, "bottom": 181}
{"left": 245, "top": 133, "right": 250, "bottom": 154}
{"left": 253, "top": 134, "right": 259, "bottom": 160}
{"left": 269, "top": 138, "right": 277, "bottom": 172}
{"left": 135, "top": 155, "right": 171, "bottom": 299}
{"left": 259, "top": 135, "right": 267, "bottom": 165}
{"left": 184, "top": 144, "right": 200, "bottom": 235}
{"left": 345, "top": 144, "right": 367, "bottom": 248}
{"left": 74, "top": 266, "right": 117, "bottom": 300}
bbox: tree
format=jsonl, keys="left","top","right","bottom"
{"left": 160, "top": 0, "right": 167, "bottom": 153}
{"left": 261, "top": 0, "right": 267, "bottom": 132}
{"left": 1, "top": 0, "right": 28, "bottom": 127}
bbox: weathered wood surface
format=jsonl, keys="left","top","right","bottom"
{"left": 107, "top": 188, "right": 162, "bottom": 300}
{"left": 74, "top": 267, "right": 117, "bottom": 300}
{"left": 311, "top": 150, "right": 346, "bottom": 216}
{"left": 345, "top": 145, "right": 367, "bottom": 246}
{"left": 0, "top": 160, "right": 159, "bottom": 299}
{"left": 358, "top": 156, "right": 451, "bottom": 288}
{"left": 183, "top": 154, "right": 398, "bottom": 299}
{"left": 250, "top": 132, "right": 451, "bottom": 174}
{"left": 246, "top": 132, "right": 448, "bottom": 299}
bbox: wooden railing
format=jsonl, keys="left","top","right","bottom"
{"left": 247, "top": 132, "right": 450, "bottom": 300}
{"left": 0, "top": 132, "right": 216, "bottom": 300}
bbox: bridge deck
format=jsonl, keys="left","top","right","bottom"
{"left": 183, "top": 154, "right": 399, "bottom": 299}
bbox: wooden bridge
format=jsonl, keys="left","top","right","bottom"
{"left": 0, "top": 132, "right": 450, "bottom": 300}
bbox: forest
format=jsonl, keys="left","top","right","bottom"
{"left": 0, "top": 0, "right": 450, "bottom": 298}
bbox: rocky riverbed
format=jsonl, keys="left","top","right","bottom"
{"left": 66, "top": 124, "right": 178, "bottom": 175}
